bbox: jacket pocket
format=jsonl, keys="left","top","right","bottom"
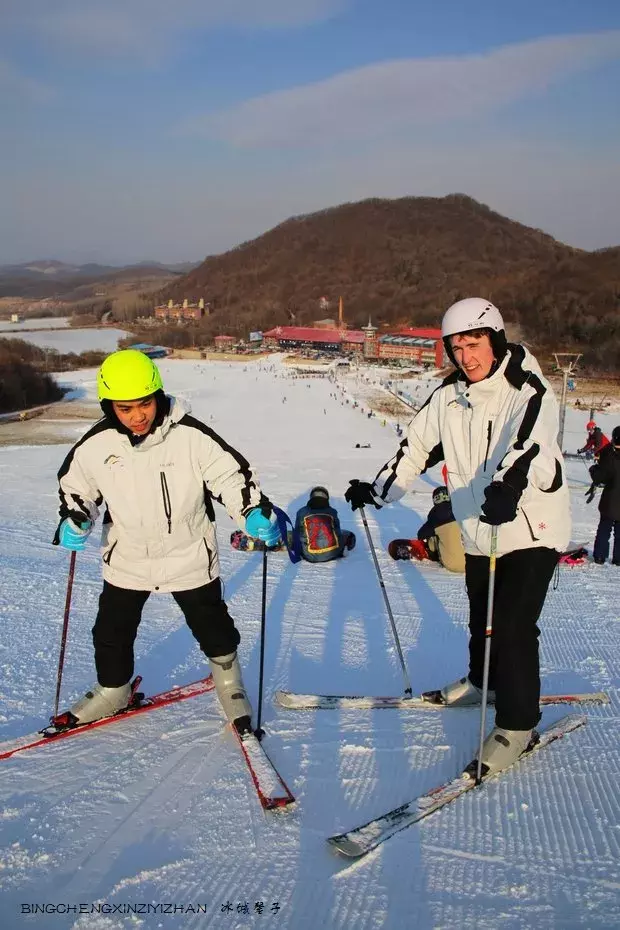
{"left": 520, "top": 507, "right": 540, "bottom": 542}
{"left": 103, "top": 540, "right": 118, "bottom": 565}
{"left": 203, "top": 538, "right": 215, "bottom": 575}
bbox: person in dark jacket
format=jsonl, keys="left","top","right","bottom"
{"left": 295, "top": 487, "right": 355, "bottom": 563}
{"left": 589, "top": 425, "right": 620, "bottom": 565}
{"left": 388, "top": 487, "right": 465, "bottom": 572}
{"left": 417, "top": 487, "right": 466, "bottom": 573}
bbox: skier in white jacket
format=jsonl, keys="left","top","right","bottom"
{"left": 53, "top": 349, "right": 281, "bottom": 735}
{"left": 345, "top": 299, "right": 570, "bottom": 775}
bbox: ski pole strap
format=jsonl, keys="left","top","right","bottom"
{"left": 273, "top": 505, "right": 302, "bottom": 564}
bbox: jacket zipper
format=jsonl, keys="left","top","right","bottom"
{"left": 483, "top": 420, "right": 492, "bottom": 472}
{"left": 160, "top": 472, "right": 172, "bottom": 534}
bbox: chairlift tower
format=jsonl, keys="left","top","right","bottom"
{"left": 553, "top": 352, "right": 581, "bottom": 451}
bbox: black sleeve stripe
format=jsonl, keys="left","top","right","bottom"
{"left": 420, "top": 442, "right": 444, "bottom": 475}
{"left": 374, "top": 381, "right": 451, "bottom": 498}
{"left": 515, "top": 373, "right": 546, "bottom": 447}
{"left": 179, "top": 414, "right": 257, "bottom": 511}
{"left": 419, "top": 370, "right": 460, "bottom": 410}
{"left": 56, "top": 418, "right": 112, "bottom": 528}
{"left": 497, "top": 443, "right": 539, "bottom": 494}
{"left": 541, "top": 459, "right": 564, "bottom": 493}
{"left": 57, "top": 417, "right": 113, "bottom": 482}
{"left": 496, "top": 351, "right": 548, "bottom": 491}
{"left": 503, "top": 344, "right": 528, "bottom": 389}
{"left": 375, "top": 439, "right": 409, "bottom": 500}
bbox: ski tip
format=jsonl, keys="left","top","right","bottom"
{"left": 595, "top": 692, "right": 611, "bottom": 705}
{"left": 263, "top": 794, "right": 296, "bottom": 811}
{"left": 327, "top": 835, "right": 367, "bottom": 858}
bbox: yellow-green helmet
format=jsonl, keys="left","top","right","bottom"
{"left": 97, "top": 349, "right": 164, "bottom": 401}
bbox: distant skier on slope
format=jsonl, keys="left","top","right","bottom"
{"left": 588, "top": 424, "right": 620, "bottom": 565}
{"left": 577, "top": 420, "right": 609, "bottom": 460}
{"left": 53, "top": 349, "right": 282, "bottom": 735}
{"left": 345, "top": 298, "right": 570, "bottom": 776}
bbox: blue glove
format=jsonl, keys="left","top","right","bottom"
{"left": 59, "top": 518, "right": 92, "bottom": 551}
{"left": 245, "top": 508, "right": 282, "bottom": 548}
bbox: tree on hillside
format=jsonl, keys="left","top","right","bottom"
{"left": 154, "top": 194, "right": 619, "bottom": 371}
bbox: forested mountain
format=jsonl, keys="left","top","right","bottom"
{"left": 163, "top": 194, "right": 620, "bottom": 369}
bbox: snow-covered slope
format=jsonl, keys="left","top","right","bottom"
{"left": 0, "top": 358, "right": 618, "bottom": 930}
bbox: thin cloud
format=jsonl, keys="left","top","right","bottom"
{"left": 0, "top": 58, "right": 54, "bottom": 103}
{"left": 4, "top": 0, "right": 349, "bottom": 58}
{"left": 193, "top": 31, "right": 620, "bottom": 146}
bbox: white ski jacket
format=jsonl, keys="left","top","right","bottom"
{"left": 55, "top": 397, "right": 264, "bottom": 592}
{"left": 373, "top": 346, "right": 571, "bottom": 558}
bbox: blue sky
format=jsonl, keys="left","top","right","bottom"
{"left": 1, "top": 0, "right": 619, "bottom": 263}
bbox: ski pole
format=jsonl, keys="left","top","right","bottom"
{"left": 254, "top": 546, "right": 268, "bottom": 740}
{"left": 359, "top": 504, "right": 412, "bottom": 696}
{"left": 53, "top": 550, "right": 77, "bottom": 719}
{"left": 475, "top": 525, "right": 498, "bottom": 785}
{"left": 577, "top": 451, "right": 591, "bottom": 478}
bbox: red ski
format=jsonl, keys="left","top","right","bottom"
{"left": 233, "top": 728, "right": 295, "bottom": 810}
{"left": 0, "top": 675, "right": 215, "bottom": 762}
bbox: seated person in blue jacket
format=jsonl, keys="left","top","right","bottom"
{"left": 295, "top": 486, "right": 356, "bottom": 563}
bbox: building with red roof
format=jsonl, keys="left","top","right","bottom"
{"left": 262, "top": 326, "right": 366, "bottom": 354}
{"left": 259, "top": 322, "right": 444, "bottom": 366}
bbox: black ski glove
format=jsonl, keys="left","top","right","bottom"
{"left": 480, "top": 481, "right": 520, "bottom": 525}
{"left": 345, "top": 479, "right": 382, "bottom": 512}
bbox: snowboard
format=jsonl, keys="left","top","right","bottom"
{"left": 388, "top": 538, "right": 429, "bottom": 561}
{"left": 389, "top": 538, "right": 589, "bottom": 564}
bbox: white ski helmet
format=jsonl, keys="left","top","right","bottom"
{"left": 441, "top": 298, "right": 504, "bottom": 339}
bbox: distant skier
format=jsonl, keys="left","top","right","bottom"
{"left": 578, "top": 420, "right": 609, "bottom": 460}
{"left": 53, "top": 349, "right": 281, "bottom": 734}
{"left": 295, "top": 487, "right": 355, "bottom": 563}
{"left": 345, "top": 298, "right": 570, "bottom": 776}
{"left": 588, "top": 425, "right": 620, "bottom": 565}
{"left": 388, "top": 487, "right": 465, "bottom": 573}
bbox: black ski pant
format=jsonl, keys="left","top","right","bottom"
{"left": 92, "top": 579, "right": 241, "bottom": 688}
{"left": 465, "top": 546, "right": 559, "bottom": 731}
{"left": 593, "top": 517, "right": 620, "bottom": 564}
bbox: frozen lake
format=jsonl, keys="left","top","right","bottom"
{"left": 0, "top": 316, "right": 70, "bottom": 331}
{"left": 0, "top": 324, "right": 130, "bottom": 354}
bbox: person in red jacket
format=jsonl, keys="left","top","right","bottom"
{"left": 578, "top": 421, "right": 610, "bottom": 460}
{"left": 589, "top": 425, "right": 620, "bottom": 565}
